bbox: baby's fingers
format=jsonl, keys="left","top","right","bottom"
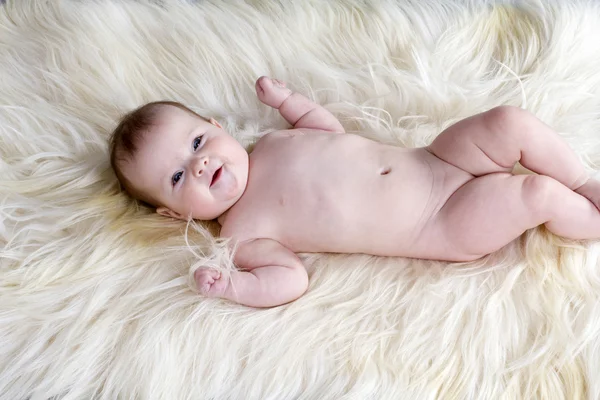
{"left": 255, "top": 76, "right": 271, "bottom": 94}
{"left": 255, "top": 76, "right": 292, "bottom": 108}
{"left": 194, "top": 268, "right": 219, "bottom": 286}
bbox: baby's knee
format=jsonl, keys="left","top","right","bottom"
{"left": 483, "top": 105, "right": 535, "bottom": 138}
{"left": 520, "top": 175, "right": 559, "bottom": 219}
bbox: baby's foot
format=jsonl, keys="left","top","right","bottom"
{"left": 255, "top": 76, "right": 292, "bottom": 109}
{"left": 194, "top": 268, "right": 229, "bottom": 298}
{"left": 575, "top": 178, "right": 600, "bottom": 211}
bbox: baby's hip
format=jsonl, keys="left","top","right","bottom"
{"left": 412, "top": 148, "right": 476, "bottom": 217}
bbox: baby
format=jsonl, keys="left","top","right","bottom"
{"left": 110, "top": 76, "right": 600, "bottom": 308}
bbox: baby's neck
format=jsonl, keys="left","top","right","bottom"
{"left": 217, "top": 211, "right": 228, "bottom": 226}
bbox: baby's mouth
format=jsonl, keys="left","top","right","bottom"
{"left": 210, "top": 166, "right": 223, "bottom": 187}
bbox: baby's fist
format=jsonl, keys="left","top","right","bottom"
{"left": 255, "top": 76, "right": 292, "bottom": 109}
{"left": 194, "top": 268, "right": 229, "bottom": 298}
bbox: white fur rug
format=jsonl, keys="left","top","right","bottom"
{"left": 2, "top": 0, "right": 600, "bottom": 398}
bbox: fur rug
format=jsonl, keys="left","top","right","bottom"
{"left": 2, "top": 0, "right": 600, "bottom": 398}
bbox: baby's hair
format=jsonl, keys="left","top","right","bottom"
{"left": 109, "top": 100, "right": 208, "bottom": 206}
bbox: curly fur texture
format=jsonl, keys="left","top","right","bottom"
{"left": 2, "top": 0, "right": 600, "bottom": 398}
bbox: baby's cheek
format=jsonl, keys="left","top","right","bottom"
{"left": 187, "top": 188, "right": 209, "bottom": 212}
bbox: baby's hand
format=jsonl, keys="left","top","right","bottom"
{"left": 255, "top": 76, "right": 292, "bottom": 109}
{"left": 194, "top": 268, "right": 229, "bottom": 298}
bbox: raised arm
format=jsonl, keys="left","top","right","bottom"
{"left": 194, "top": 238, "right": 309, "bottom": 308}
{"left": 255, "top": 76, "right": 345, "bottom": 133}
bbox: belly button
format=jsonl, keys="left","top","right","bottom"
{"left": 379, "top": 167, "right": 391, "bottom": 175}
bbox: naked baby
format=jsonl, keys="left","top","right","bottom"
{"left": 109, "top": 76, "right": 600, "bottom": 308}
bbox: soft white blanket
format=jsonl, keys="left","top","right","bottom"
{"left": 2, "top": 0, "right": 600, "bottom": 398}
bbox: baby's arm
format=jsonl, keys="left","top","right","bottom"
{"left": 255, "top": 76, "right": 345, "bottom": 133}
{"left": 194, "top": 238, "right": 309, "bottom": 308}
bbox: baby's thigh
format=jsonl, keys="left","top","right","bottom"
{"left": 422, "top": 173, "right": 545, "bottom": 260}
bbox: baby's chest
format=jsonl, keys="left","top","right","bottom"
{"left": 221, "top": 184, "right": 325, "bottom": 237}
{"left": 223, "top": 167, "right": 428, "bottom": 244}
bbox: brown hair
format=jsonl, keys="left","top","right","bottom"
{"left": 109, "top": 101, "right": 206, "bottom": 206}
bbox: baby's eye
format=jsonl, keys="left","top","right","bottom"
{"left": 172, "top": 171, "right": 183, "bottom": 186}
{"left": 193, "top": 136, "right": 204, "bottom": 151}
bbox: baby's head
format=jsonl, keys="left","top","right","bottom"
{"left": 109, "top": 101, "right": 249, "bottom": 221}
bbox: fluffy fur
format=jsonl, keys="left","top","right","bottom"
{"left": 2, "top": 0, "right": 600, "bottom": 398}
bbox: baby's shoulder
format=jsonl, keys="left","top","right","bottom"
{"left": 219, "top": 211, "right": 276, "bottom": 245}
{"left": 258, "top": 127, "right": 325, "bottom": 141}
{"left": 258, "top": 128, "right": 300, "bottom": 141}
{"left": 252, "top": 129, "right": 294, "bottom": 152}
{"left": 256, "top": 128, "right": 329, "bottom": 148}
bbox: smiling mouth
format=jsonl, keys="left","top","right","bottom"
{"left": 210, "top": 166, "right": 223, "bottom": 187}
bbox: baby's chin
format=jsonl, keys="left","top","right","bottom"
{"left": 189, "top": 203, "right": 231, "bottom": 221}
{"left": 189, "top": 171, "right": 246, "bottom": 220}
{"left": 212, "top": 171, "right": 246, "bottom": 208}
{"left": 190, "top": 194, "right": 242, "bottom": 221}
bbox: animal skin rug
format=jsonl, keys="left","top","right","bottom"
{"left": 2, "top": 0, "right": 600, "bottom": 399}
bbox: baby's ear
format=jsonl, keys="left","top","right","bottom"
{"left": 209, "top": 118, "right": 222, "bottom": 129}
{"left": 156, "top": 206, "right": 183, "bottom": 220}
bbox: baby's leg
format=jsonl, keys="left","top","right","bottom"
{"left": 427, "top": 106, "right": 589, "bottom": 190}
{"left": 428, "top": 173, "right": 600, "bottom": 261}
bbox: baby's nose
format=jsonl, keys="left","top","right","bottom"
{"left": 194, "top": 156, "right": 209, "bottom": 176}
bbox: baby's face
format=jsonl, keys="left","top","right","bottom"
{"left": 123, "top": 106, "right": 249, "bottom": 220}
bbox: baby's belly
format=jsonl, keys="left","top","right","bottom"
{"left": 276, "top": 148, "right": 474, "bottom": 257}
